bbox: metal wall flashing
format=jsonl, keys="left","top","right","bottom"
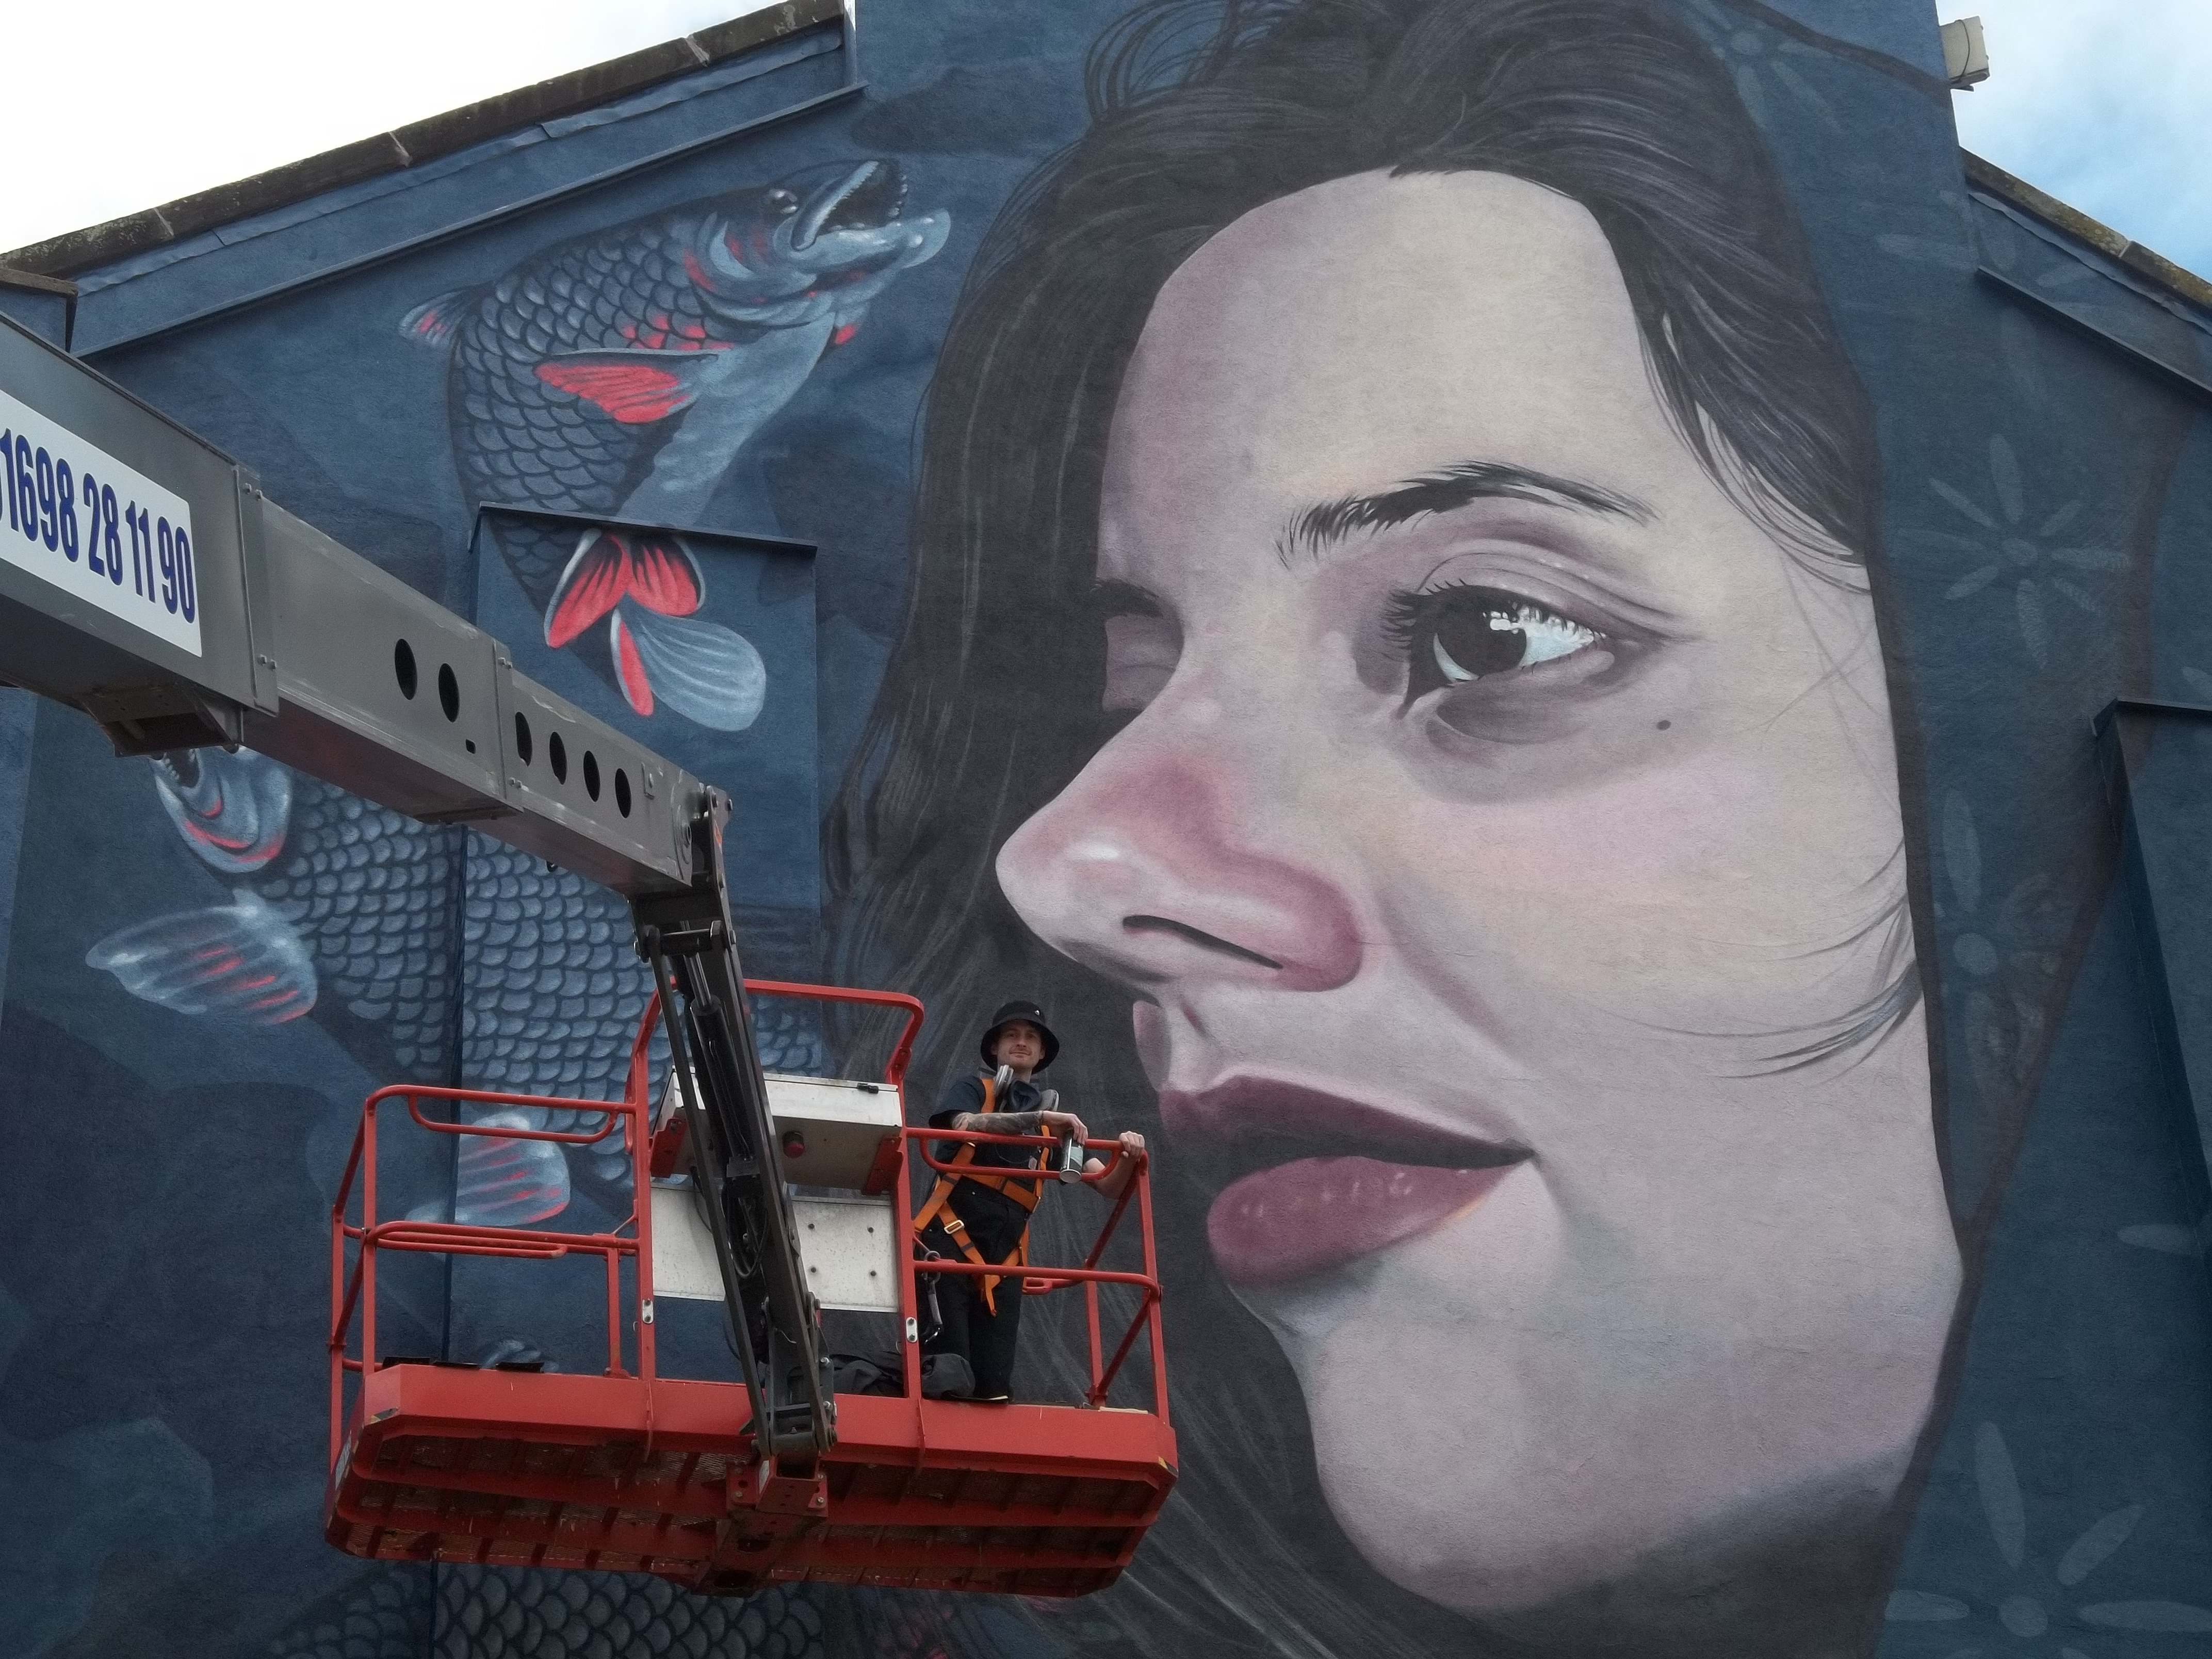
{"left": 1972, "top": 193, "right": 2212, "bottom": 341}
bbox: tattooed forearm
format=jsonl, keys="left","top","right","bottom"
{"left": 951, "top": 1111, "right": 1054, "bottom": 1135}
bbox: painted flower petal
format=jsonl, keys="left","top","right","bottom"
{"left": 2048, "top": 545, "right": 2126, "bottom": 570}
{"left": 1931, "top": 477, "right": 1999, "bottom": 529}
{"left": 1944, "top": 793, "right": 1982, "bottom": 913}
{"left": 2057, "top": 1505, "right": 2141, "bottom": 1586}
{"left": 2016, "top": 583, "right": 2048, "bottom": 669}
{"left": 2038, "top": 499, "right": 2084, "bottom": 536}
{"left": 2117, "top": 1223, "right": 2203, "bottom": 1256}
{"left": 1730, "top": 63, "right": 1768, "bottom": 127}
{"left": 1975, "top": 1421, "right": 2025, "bottom": 1569}
{"left": 1770, "top": 61, "right": 1840, "bottom": 129}
{"left": 2079, "top": 1601, "right": 2212, "bottom": 1632}
{"left": 1886, "top": 1590, "right": 1971, "bottom": 1621}
{"left": 1989, "top": 435, "right": 2025, "bottom": 525}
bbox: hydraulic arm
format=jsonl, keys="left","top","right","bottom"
{"left": 0, "top": 310, "right": 833, "bottom": 1458}
{"left": 636, "top": 805, "right": 837, "bottom": 1461}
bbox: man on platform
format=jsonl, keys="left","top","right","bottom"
{"left": 913, "top": 999, "right": 1145, "bottom": 1402}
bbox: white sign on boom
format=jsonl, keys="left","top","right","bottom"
{"left": 0, "top": 384, "right": 203, "bottom": 657}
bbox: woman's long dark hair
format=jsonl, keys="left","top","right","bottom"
{"left": 828, "top": 1, "right": 1899, "bottom": 1652}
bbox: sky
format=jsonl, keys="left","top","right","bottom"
{"left": 1949, "top": 0, "right": 2212, "bottom": 278}
{"left": 0, "top": 0, "right": 2204, "bottom": 282}
{"left": 0, "top": 0, "right": 784, "bottom": 259}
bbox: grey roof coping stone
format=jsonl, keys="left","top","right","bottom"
{"left": 1963, "top": 149, "right": 2211, "bottom": 316}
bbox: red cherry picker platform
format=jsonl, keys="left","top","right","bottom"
{"left": 323, "top": 972, "right": 1176, "bottom": 1596}
{"left": 0, "top": 310, "right": 1176, "bottom": 1600}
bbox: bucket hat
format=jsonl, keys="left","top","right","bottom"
{"left": 980, "top": 999, "right": 1060, "bottom": 1070}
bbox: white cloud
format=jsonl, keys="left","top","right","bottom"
{"left": 0, "top": 0, "right": 786, "bottom": 258}
{"left": 1949, "top": 0, "right": 2212, "bottom": 278}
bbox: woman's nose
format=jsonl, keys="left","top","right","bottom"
{"left": 997, "top": 742, "right": 1362, "bottom": 993}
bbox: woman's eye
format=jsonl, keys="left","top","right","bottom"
{"left": 1102, "top": 612, "right": 1180, "bottom": 711}
{"left": 1385, "top": 585, "right": 1602, "bottom": 703}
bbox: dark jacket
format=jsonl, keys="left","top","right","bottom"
{"left": 925, "top": 1071, "right": 1046, "bottom": 1260}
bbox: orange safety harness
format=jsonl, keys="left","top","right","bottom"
{"left": 911, "top": 1071, "right": 1042, "bottom": 1314}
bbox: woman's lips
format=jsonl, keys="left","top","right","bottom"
{"left": 1208, "top": 1158, "right": 1515, "bottom": 1284}
{"left": 1161, "top": 1076, "right": 1529, "bottom": 1286}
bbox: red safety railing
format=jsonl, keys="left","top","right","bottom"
{"left": 326, "top": 1078, "right": 658, "bottom": 1469}
{"left": 328, "top": 981, "right": 1164, "bottom": 1478}
{"left": 742, "top": 978, "right": 925, "bottom": 1089}
{"left": 903, "top": 1126, "right": 1167, "bottom": 1420}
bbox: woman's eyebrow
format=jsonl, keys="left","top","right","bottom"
{"left": 1277, "top": 460, "right": 1653, "bottom": 563}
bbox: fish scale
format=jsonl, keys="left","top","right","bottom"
{"left": 258, "top": 1566, "right": 831, "bottom": 1659}
{"left": 433, "top": 1569, "right": 822, "bottom": 1659}
{"left": 445, "top": 207, "right": 730, "bottom": 599}
{"left": 266, "top": 1568, "right": 431, "bottom": 1659}
{"left": 252, "top": 778, "right": 460, "bottom": 1078}
{"left": 242, "top": 783, "right": 818, "bottom": 1110}
{"left": 459, "top": 835, "right": 821, "bottom": 1108}
{"left": 462, "top": 835, "right": 649, "bottom": 1101}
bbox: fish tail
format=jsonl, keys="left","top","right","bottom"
{"left": 616, "top": 605, "right": 766, "bottom": 731}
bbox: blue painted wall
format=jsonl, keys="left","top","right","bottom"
{"left": 5, "top": 3, "right": 2211, "bottom": 1656}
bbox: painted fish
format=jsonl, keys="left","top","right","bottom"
{"left": 85, "top": 756, "right": 864, "bottom": 1655}
{"left": 403, "top": 159, "right": 950, "bottom": 728}
{"left": 86, "top": 748, "right": 824, "bottom": 1223}
{"left": 88, "top": 748, "right": 452, "bottom": 1044}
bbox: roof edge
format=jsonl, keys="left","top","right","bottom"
{"left": 0, "top": 265, "right": 77, "bottom": 299}
{"left": 1962, "top": 149, "right": 2211, "bottom": 315}
{"left": 11, "top": 39, "right": 2205, "bottom": 323}
{"left": 0, "top": 0, "right": 843, "bottom": 282}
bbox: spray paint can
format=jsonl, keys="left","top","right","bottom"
{"left": 1042, "top": 1087, "right": 1084, "bottom": 1183}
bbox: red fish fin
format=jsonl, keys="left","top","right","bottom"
{"left": 399, "top": 287, "right": 478, "bottom": 349}
{"left": 533, "top": 351, "right": 713, "bottom": 423}
{"left": 547, "top": 531, "right": 704, "bottom": 646}
{"left": 545, "top": 531, "right": 629, "bottom": 648}
{"left": 831, "top": 322, "right": 859, "bottom": 347}
{"left": 610, "top": 610, "right": 655, "bottom": 717}
{"left": 623, "top": 536, "right": 705, "bottom": 616}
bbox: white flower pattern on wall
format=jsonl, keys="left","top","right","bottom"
{"left": 1887, "top": 1421, "right": 2212, "bottom": 1653}
{"left": 1916, "top": 435, "right": 2123, "bottom": 670}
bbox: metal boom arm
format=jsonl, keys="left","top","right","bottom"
{"left": 0, "top": 311, "right": 833, "bottom": 1458}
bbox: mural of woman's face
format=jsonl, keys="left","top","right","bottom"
{"left": 997, "top": 172, "right": 1962, "bottom": 1623}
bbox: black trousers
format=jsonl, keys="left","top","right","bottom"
{"left": 918, "top": 1219, "right": 1024, "bottom": 1400}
